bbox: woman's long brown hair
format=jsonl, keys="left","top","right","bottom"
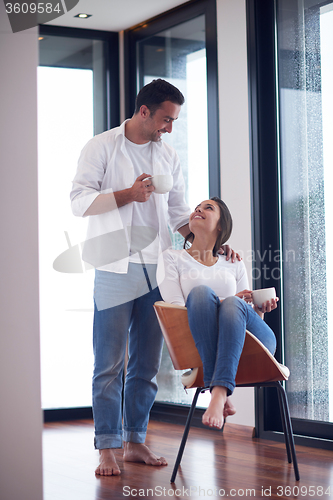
{"left": 183, "top": 197, "right": 233, "bottom": 257}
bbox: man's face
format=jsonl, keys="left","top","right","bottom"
{"left": 142, "top": 101, "right": 181, "bottom": 142}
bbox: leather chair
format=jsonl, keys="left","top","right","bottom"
{"left": 153, "top": 301, "right": 300, "bottom": 483}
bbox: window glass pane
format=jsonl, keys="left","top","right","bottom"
{"left": 38, "top": 35, "right": 107, "bottom": 409}
{"left": 277, "top": 0, "right": 333, "bottom": 422}
{"left": 321, "top": 4, "right": 333, "bottom": 423}
{"left": 136, "top": 15, "right": 210, "bottom": 407}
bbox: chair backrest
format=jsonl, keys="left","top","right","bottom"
{"left": 153, "top": 301, "right": 289, "bottom": 387}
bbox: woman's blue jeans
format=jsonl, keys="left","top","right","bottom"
{"left": 186, "top": 286, "right": 277, "bottom": 395}
{"left": 92, "top": 265, "right": 163, "bottom": 449}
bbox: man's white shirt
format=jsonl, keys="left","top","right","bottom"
{"left": 70, "top": 120, "right": 191, "bottom": 273}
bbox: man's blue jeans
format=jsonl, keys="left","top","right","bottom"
{"left": 92, "top": 264, "right": 163, "bottom": 449}
{"left": 186, "top": 286, "right": 277, "bottom": 395}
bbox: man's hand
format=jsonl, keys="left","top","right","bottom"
{"left": 218, "top": 245, "right": 242, "bottom": 262}
{"left": 129, "top": 173, "right": 155, "bottom": 203}
{"left": 84, "top": 173, "right": 155, "bottom": 216}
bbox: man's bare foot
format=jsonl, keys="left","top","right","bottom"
{"left": 202, "top": 386, "right": 228, "bottom": 429}
{"left": 123, "top": 442, "right": 167, "bottom": 466}
{"left": 224, "top": 397, "right": 236, "bottom": 418}
{"left": 95, "top": 449, "right": 121, "bottom": 476}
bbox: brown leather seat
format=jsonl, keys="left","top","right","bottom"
{"left": 153, "top": 301, "right": 299, "bottom": 482}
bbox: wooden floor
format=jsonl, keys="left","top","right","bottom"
{"left": 43, "top": 419, "right": 333, "bottom": 500}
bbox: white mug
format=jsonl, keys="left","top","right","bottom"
{"left": 148, "top": 174, "right": 173, "bottom": 194}
{"left": 252, "top": 287, "right": 276, "bottom": 307}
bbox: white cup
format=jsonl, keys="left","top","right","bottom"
{"left": 149, "top": 174, "right": 173, "bottom": 194}
{"left": 252, "top": 287, "right": 276, "bottom": 307}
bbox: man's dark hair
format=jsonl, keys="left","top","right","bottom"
{"left": 134, "top": 79, "right": 185, "bottom": 115}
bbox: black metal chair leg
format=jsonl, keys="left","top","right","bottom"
{"left": 171, "top": 387, "right": 202, "bottom": 483}
{"left": 276, "top": 382, "right": 292, "bottom": 463}
{"left": 277, "top": 382, "right": 300, "bottom": 481}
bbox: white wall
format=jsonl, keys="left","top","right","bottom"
{"left": 217, "top": 0, "right": 255, "bottom": 427}
{"left": 0, "top": 3, "right": 44, "bottom": 499}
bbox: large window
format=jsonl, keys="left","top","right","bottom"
{"left": 38, "top": 27, "right": 118, "bottom": 410}
{"left": 247, "top": 0, "right": 333, "bottom": 445}
{"left": 125, "top": 0, "right": 219, "bottom": 408}
{"left": 277, "top": 0, "right": 333, "bottom": 423}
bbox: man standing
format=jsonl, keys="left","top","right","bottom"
{"left": 71, "top": 79, "right": 192, "bottom": 475}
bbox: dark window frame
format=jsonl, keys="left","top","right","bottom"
{"left": 246, "top": 0, "right": 333, "bottom": 450}
{"left": 38, "top": 24, "right": 120, "bottom": 131}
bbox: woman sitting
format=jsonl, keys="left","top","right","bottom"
{"left": 157, "top": 197, "right": 277, "bottom": 430}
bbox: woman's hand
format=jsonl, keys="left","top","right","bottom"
{"left": 253, "top": 297, "right": 279, "bottom": 319}
{"left": 235, "top": 290, "right": 253, "bottom": 303}
{"left": 236, "top": 290, "right": 279, "bottom": 319}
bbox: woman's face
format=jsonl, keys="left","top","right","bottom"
{"left": 189, "top": 199, "right": 221, "bottom": 236}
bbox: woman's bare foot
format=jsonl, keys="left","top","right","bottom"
{"left": 224, "top": 397, "right": 236, "bottom": 418}
{"left": 95, "top": 449, "right": 121, "bottom": 476}
{"left": 123, "top": 442, "right": 168, "bottom": 466}
{"left": 202, "top": 386, "right": 228, "bottom": 429}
